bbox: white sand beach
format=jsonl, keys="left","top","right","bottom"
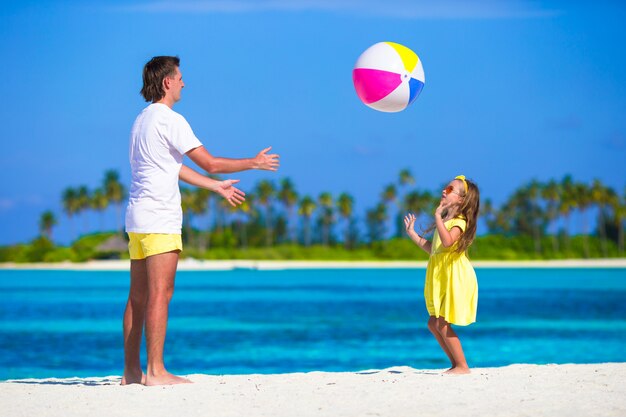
{"left": 1, "top": 363, "right": 624, "bottom": 417}
{"left": 1, "top": 258, "right": 626, "bottom": 270}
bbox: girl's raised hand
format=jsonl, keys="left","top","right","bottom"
{"left": 403, "top": 213, "right": 417, "bottom": 234}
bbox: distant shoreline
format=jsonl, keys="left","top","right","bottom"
{"left": 1, "top": 258, "right": 625, "bottom": 271}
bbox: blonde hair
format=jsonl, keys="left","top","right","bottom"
{"left": 455, "top": 178, "right": 479, "bottom": 254}
{"left": 423, "top": 177, "right": 480, "bottom": 254}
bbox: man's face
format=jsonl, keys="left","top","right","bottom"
{"left": 167, "top": 67, "right": 184, "bottom": 102}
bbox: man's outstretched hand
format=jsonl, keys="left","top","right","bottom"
{"left": 216, "top": 180, "right": 246, "bottom": 207}
{"left": 254, "top": 147, "right": 280, "bottom": 171}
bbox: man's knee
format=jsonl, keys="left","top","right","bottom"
{"left": 149, "top": 284, "right": 175, "bottom": 302}
{"left": 130, "top": 290, "right": 148, "bottom": 307}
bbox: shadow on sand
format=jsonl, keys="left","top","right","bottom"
{"left": 6, "top": 377, "right": 121, "bottom": 386}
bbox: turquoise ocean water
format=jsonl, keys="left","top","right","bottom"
{"left": 0, "top": 268, "right": 625, "bottom": 380}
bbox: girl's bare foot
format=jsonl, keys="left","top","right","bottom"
{"left": 443, "top": 367, "right": 471, "bottom": 375}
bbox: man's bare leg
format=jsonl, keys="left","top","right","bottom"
{"left": 436, "top": 318, "right": 471, "bottom": 374}
{"left": 122, "top": 259, "right": 148, "bottom": 385}
{"left": 144, "top": 250, "right": 191, "bottom": 386}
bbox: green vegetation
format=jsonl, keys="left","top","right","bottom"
{"left": 1, "top": 234, "right": 620, "bottom": 263}
{"left": 0, "top": 170, "right": 624, "bottom": 263}
{"left": 0, "top": 233, "right": 124, "bottom": 263}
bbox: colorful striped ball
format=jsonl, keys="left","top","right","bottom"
{"left": 353, "top": 42, "right": 425, "bottom": 113}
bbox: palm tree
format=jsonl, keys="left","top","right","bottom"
{"left": 381, "top": 184, "right": 397, "bottom": 238}
{"left": 541, "top": 179, "right": 561, "bottom": 253}
{"left": 396, "top": 170, "right": 416, "bottom": 237}
{"left": 76, "top": 186, "right": 90, "bottom": 233}
{"left": 180, "top": 187, "right": 196, "bottom": 245}
{"left": 219, "top": 193, "right": 241, "bottom": 248}
{"left": 278, "top": 178, "right": 299, "bottom": 243}
{"left": 104, "top": 170, "right": 126, "bottom": 235}
{"left": 495, "top": 200, "right": 515, "bottom": 235}
{"left": 497, "top": 183, "right": 545, "bottom": 241}
{"left": 179, "top": 187, "right": 210, "bottom": 249}
{"left": 559, "top": 175, "right": 576, "bottom": 251}
{"left": 298, "top": 196, "right": 316, "bottom": 246}
{"left": 233, "top": 197, "right": 254, "bottom": 249}
{"left": 366, "top": 202, "right": 388, "bottom": 243}
{"left": 398, "top": 169, "right": 415, "bottom": 188}
{"left": 191, "top": 188, "right": 210, "bottom": 250}
{"left": 255, "top": 180, "right": 276, "bottom": 247}
{"left": 62, "top": 187, "right": 80, "bottom": 240}
{"left": 591, "top": 179, "right": 613, "bottom": 257}
{"left": 198, "top": 188, "right": 213, "bottom": 251}
{"left": 336, "top": 193, "right": 354, "bottom": 249}
{"left": 318, "top": 192, "right": 334, "bottom": 246}
{"left": 91, "top": 188, "right": 109, "bottom": 231}
{"left": 381, "top": 184, "right": 397, "bottom": 207}
{"left": 39, "top": 211, "right": 57, "bottom": 240}
{"left": 617, "top": 187, "right": 626, "bottom": 255}
{"left": 402, "top": 190, "right": 432, "bottom": 227}
{"left": 527, "top": 180, "right": 543, "bottom": 254}
{"left": 481, "top": 198, "right": 495, "bottom": 233}
{"left": 575, "top": 182, "right": 592, "bottom": 257}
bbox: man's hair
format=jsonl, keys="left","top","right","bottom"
{"left": 140, "top": 56, "right": 180, "bottom": 102}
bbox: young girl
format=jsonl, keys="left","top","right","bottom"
{"left": 404, "top": 175, "right": 479, "bottom": 374}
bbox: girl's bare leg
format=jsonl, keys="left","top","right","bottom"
{"left": 436, "top": 317, "right": 470, "bottom": 374}
{"left": 427, "top": 316, "right": 456, "bottom": 369}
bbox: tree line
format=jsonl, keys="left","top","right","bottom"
{"left": 40, "top": 170, "right": 625, "bottom": 256}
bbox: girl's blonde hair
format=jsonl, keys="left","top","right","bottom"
{"left": 455, "top": 178, "right": 480, "bottom": 254}
{"left": 423, "top": 177, "right": 480, "bottom": 254}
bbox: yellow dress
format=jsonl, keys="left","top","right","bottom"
{"left": 424, "top": 217, "right": 478, "bottom": 326}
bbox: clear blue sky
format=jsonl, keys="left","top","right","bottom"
{"left": 1, "top": 1, "right": 625, "bottom": 245}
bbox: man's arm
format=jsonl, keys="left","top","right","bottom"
{"left": 179, "top": 165, "right": 245, "bottom": 207}
{"left": 186, "top": 146, "right": 279, "bottom": 174}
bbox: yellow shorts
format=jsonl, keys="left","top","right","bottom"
{"left": 127, "top": 233, "right": 183, "bottom": 260}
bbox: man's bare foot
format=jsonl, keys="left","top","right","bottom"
{"left": 121, "top": 370, "right": 146, "bottom": 385}
{"left": 145, "top": 372, "right": 192, "bottom": 386}
{"left": 443, "top": 367, "right": 471, "bottom": 375}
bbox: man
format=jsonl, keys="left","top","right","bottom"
{"left": 122, "top": 56, "right": 279, "bottom": 386}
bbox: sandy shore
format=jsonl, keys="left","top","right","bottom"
{"left": 1, "top": 258, "right": 625, "bottom": 270}
{"left": 1, "top": 363, "right": 624, "bottom": 417}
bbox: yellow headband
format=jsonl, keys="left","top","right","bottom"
{"left": 455, "top": 175, "right": 468, "bottom": 194}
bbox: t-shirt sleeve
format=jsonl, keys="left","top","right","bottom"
{"left": 169, "top": 114, "right": 203, "bottom": 155}
{"left": 447, "top": 218, "right": 467, "bottom": 233}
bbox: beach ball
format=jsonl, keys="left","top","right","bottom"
{"left": 352, "top": 42, "right": 425, "bottom": 112}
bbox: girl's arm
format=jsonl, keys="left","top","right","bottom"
{"left": 404, "top": 213, "right": 432, "bottom": 254}
{"left": 434, "top": 203, "right": 463, "bottom": 248}
{"left": 179, "top": 165, "right": 246, "bottom": 207}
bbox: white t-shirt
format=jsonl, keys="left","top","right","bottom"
{"left": 125, "top": 103, "right": 202, "bottom": 234}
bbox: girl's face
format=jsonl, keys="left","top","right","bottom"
{"left": 441, "top": 179, "right": 465, "bottom": 206}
